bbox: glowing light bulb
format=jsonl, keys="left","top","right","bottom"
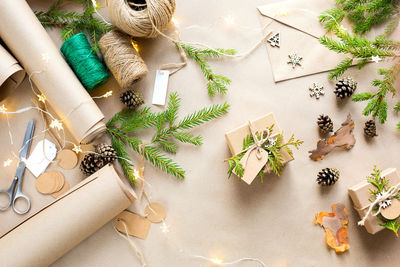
{"left": 161, "top": 222, "right": 170, "bottom": 233}
{"left": 211, "top": 258, "right": 223, "bottom": 265}
{"left": 0, "top": 104, "right": 7, "bottom": 113}
{"left": 72, "top": 144, "right": 83, "bottom": 154}
{"left": 37, "top": 94, "right": 47, "bottom": 103}
{"left": 50, "top": 119, "right": 63, "bottom": 131}
{"left": 277, "top": 8, "right": 288, "bottom": 16}
{"left": 224, "top": 15, "right": 235, "bottom": 25}
{"left": 133, "top": 168, "right": 140, "bottom": 180}
{"left": 41, "top": 53, "right": 50, "bottom": 63}
{"left": 3, "top": 159, "right": 12, "bottom": 167}
{"left": 103, "top": 91, "right": 113, "bottom": 98}
{"left": 172, "top": 17, "right": 179, "bottom": 26}
{"left": 130, "top": 38, "right": 140, "bottom": 53}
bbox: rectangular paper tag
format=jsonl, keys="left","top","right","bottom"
{"left": 152, "top": 70, "right": 170, "bottom": 106}
{"left": 26, "top": 139, "right": 57, "bottom": 177}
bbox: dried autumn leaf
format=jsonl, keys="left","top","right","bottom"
{"left": 309, "top": 114, "right": 356, "bottom": 161}
{"left": 314, "top": 203, "right": 350, "bottom": 253}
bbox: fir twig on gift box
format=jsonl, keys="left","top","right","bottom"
{"left": 225, "top": 113, "right": 302, "bottom": 185}
{"left": 349, "top": 167, "right": 400, "bottom": 235}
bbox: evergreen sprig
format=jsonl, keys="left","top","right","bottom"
{"left": 319, "top": 0, "right": 400, "bottom": 129}
{"left": 180, "top": 44, "right": 237, "bottom": 97}
{"left": 107, "top": 92, "right": 229, "bottom": 183}
{"left": 367, "top": 166, "right": 400, "bottom": 236}
{"left": 35, "top": 0, "right": 112, "bottom": 50}
{"left": 226, "top": 126, "right": 303, "bottom": 181}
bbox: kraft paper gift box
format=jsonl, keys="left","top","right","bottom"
{"left": 257, "top": 0, "right": 375, "bottom": 82}
{"left": 348, "top": 168, "right": 400, "bottom": 234}
{"left": 225, "top": 113, "right": 293, "bottom": 185}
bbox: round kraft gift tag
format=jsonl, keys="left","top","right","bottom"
{"left": 145, "top": 202, "right": 166, "bottom": 223}
{"left": 57, "top": 149, "right": 78, "bottom": 169}
{"left": 381, "top": 198, "right": 400, "bottom": 220}
{"left": 52, "top": 180, "right": 70, "bottom": 198}
{"left": 36, "top": 171, "right": 65, "bottom": 194}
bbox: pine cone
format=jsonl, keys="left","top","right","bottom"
{"left": 80, "top": 153, "right": 105, "bottom": 176}
{"left": 317, "top": 114, "right": 333, "bottom": 133}
{"left": 364, "top": 120, "right": 377, "bottom": 138}
{"left": 96, "top": 143, "right": 117, "bottom": 163}
{"left": 334, "top": 77, "right": 357, "bottom": 99}
{"left": 316, "top": 168, "right": 340, "bottom": 186}
{"left": 120, "top": 90, "right": 144, "bottom": 109}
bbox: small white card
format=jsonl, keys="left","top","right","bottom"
{"left": 152, "top": 70, "right": 170, "bottom": 106}
{"left": 26, "top": 139, "right": 57, "bottom": 177}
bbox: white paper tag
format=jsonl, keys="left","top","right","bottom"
{"left": 26, "top": 139, "right": 57, "bottom": 177}
{"left": 152, "top": 70, "right": 170, "bottom": 106}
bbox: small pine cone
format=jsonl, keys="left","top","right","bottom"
{"left": 80, "top": 153, "right": 105, "bottom": 176}
{"left": 317, "top": 114, "right": 333, "bottom": 133}
{"left": 364, "top": 120, "right": 378, "bottom": 138}
{"left": 120, "top": 90, "right": 144, "bottom": 109}
{"left": 334, "top": 77, "right": 357, "bottom": 99}
{"left": 317, "top": 168, "right": 340, "bottom": 186}
{"left": 96, "top": 143, "right": 117, "bottom": 163}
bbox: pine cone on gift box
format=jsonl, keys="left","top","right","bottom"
{"left": 80, "top": 153, "right": 105, "bottom": 176}
{"left": 334, "top": 77, "right": 357, "bottom": 99}
{"left": 120, "top": 90, "right": 144, "bottom": 109}
{"left": 96, "top": 143, "right": 117, "bottom": 163}
{"left": 316, "top": 168, "right": 340, "bottom": 186}
{"left": 364, "top": 120, "right": 378, "bottom": 138}
{"left": 317, "top": 114, "right": 334, "bottom": 133}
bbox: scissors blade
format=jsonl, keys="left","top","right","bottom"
{"left": 19, "top": 120, "right": 35, "bottom": 160}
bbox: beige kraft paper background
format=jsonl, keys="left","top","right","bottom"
{"left": 1, "top": 0, "right": 400, "bottom": 266}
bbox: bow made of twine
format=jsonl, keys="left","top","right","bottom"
{"left": 358, "top": 183, "right": 400, "bottom": 226}
{"left": 234, "top": 121, "right": 277, "bottom": 169}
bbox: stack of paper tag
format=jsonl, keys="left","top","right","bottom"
{"left": 36, "top": 171, "right": 70, "bottom": 198}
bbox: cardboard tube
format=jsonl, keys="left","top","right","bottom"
{"left": 0, "top": 165, "right": 136, "bottom": 267}
{"left": 0, "top": 0, "right": 106, "bottom": 143}
{"left": 0, "top": 44, "right": 25, "bottom": 101}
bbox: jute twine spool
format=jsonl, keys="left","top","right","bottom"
{"left": 99, "top": 29, "right": 148, "bottom": 88}
{"left": 60, "top": 33, "right": 109, "bottom": 92}
{"left": 106, "top": 0, "right": 176, "bottom": 38}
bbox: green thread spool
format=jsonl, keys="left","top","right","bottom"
{"left": 61, "top": 33, "right": 109, "bottom": 92}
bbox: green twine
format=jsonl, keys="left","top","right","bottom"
{"left": 61, "top": 33, "right": 109, "bottom": 92}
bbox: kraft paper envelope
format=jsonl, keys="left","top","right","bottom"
{"left": 257, "top": 0, "right": 371, "bottom": 82}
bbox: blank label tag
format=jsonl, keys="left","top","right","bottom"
{"left": 114, "top": 211, "right": 151, "bottom": 240}
{"left": 26, "top": 139, "right": 57, "bottom": 177}
{"left": 152, "top": 70, "right": 170, "bottom": 106}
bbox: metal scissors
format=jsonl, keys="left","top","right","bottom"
{"left": 0, "top": 120, "right": 34, "bottom": 214}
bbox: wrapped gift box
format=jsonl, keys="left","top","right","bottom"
{"left": 225, "top": 113, "right": 293, "bottom": 185}
{"left": 348, "top": 168, "right": 400, "bottom": 234}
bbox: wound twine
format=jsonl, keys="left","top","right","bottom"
{"left": 99, "top": 29, "right": 148, "bottom": 88}
{"left": 106, "top": 0, "right": 176, "bottom": 38}
{"left": 60, "top": 33, "right": 110, "bottom": 92}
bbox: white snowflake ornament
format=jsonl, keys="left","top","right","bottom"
{"left": 377, "top": 191, "right": 392, "bottom": 209}
{"left": 267, "top": 33, "right": 280, "bottom": 48}
{"left": 309, "top": 83, "right": 325, "bottom": 99}
{"left": 287, "top": 53, "right": 302, "bottom": 68}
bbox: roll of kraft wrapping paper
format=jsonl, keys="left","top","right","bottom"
{"left": 0, "top": 164, "right": 136, "bottom": 267}
{"left": 0, "top": 0, "right": 105, "bottom": 143}
{"left": 0, "top": 44, "right": 25, "bottom": 101}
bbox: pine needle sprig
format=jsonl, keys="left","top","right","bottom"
{"left": 107, "top": 92, "right": 229, "bottom": 181}
{"left": 226, "top": 127, "right": 302, "bottom": 180}
{"left": 180, "top": 43, "right": 236, "bottom": 97}
{"left": 35, "top": 0, "right": 112, "bottom": 50}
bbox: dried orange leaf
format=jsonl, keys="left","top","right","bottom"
{"left": 309, "top": 114, "right": 356, "bottom": 161}
{"left": 314, "top": 203, "right": 349, "bottom": 253}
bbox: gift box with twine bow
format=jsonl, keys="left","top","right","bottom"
{"left": 225, "top": 113, "right": 293, "bottom": 185}
{"left": 349, "top": 168, "right": 400, "bottom": 234}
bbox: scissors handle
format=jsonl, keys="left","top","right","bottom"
{"left": 12, "top": 188, "right": 31, "bottom": 215}
{"left": 0, "top": 176, "right": 17, "bottom": 211}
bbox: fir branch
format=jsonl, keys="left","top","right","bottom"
{"left": 106, "top": 93, "right": 229, "bottom": 181}
{"left": 34, "top": 0, "right": 112, "bottom": 50}
{"left": 180, "top": 43, "right": 236, "bottom": 97}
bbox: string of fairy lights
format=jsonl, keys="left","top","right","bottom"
{"left": 1, "top": 2, "right": 269, "bottom": 266}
